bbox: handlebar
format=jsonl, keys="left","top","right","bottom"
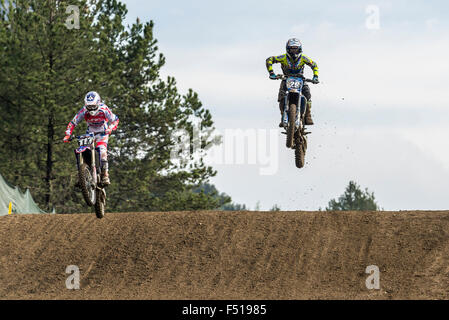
{"left": 273, "top": 74, "right": 317, "bottom": 83}
{"left": 67, "top": 131, "right": 109, "bottom": 142}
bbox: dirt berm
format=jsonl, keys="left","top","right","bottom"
{"left": 0, "top": 211, "right": 448, "bottom": 299}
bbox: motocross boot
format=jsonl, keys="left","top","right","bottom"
{"left": 304, "top": 100, "right": 314, "bottom": 125}
{"left": 100, "top": 160, "right": 110, "bottom": 186}
{"left": 101, "top": 170, "right": 110, "bottom": 186}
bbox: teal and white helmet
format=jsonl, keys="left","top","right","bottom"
{"left": 84, "top": 91, "right": 101, "bottom": 116}
{"left": 286, "top": 38, "right": 302, "bottom": 62}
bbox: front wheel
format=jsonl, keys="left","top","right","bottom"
{"left": 286, "top": 104, "right": 297, "bottom": 148}
{"left": 79, "top": 163, "right": 96, "bottom": 206}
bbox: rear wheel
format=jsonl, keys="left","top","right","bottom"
{"left": 294, "top": 131, "right": 306, "bottom": 168}
{"left": 79, "top": 163, "right": 96, "bottom": 206}
{"left": 95, "top": 189, "right": 106, "bottom": 219}
{"left": 286, "top": 104, "right": 296, "bottom": 148}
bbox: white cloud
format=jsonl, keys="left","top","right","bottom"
{"left": 210, "top": 126, "right": 449, "bottom": 210}
{"left": 160, "top": 23, "right": 449, "bottom": 111}
{"left": 426, "top": 18, "right": 440, "bottom": 30}
{"left": 398, "top": 126, "right": 449, "bottom": 171}
{"left": 290, "top": 24, "right": 310, "bottom": 35}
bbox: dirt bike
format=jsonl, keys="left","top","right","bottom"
{"left": 68, "top": 132, "right": 107, "bottom": 219}
{"left": 275, "top": 74, "right": 315, "bottom": 168}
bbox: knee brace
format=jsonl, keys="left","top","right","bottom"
{"left": 98, "top": 144, "right": 108, "bottom": 161}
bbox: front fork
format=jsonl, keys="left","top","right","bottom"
{"left": 282, "top": 95, "right": 289, "bottom": 126}
{"left": 282, "top": 93, "right": 306, "bottom": 129}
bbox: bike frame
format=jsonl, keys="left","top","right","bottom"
{"left": 74, "top": 133, "right": 102, "bottom": 185}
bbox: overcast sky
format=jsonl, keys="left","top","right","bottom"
{"left": 123, "top": 0, "right": 449, "bottom": 210}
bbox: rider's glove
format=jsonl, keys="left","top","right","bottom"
{"left": 105, "top": 127, "right": 112, "bottom": 135}
{"left": 312, "top": 76, "right": 319, "bottom": 84}
{"left": 63, "top": 135, "right": 71, "bottom": 143}
{"left": 269, "top": 73, "right": 278, "bottom": 80}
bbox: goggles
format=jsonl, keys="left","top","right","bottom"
{"left": 86, "top": 104, "right": 99, "bottom": 111}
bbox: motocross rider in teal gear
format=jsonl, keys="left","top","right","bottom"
{"left": 266, "top": 38, "right": 319, "bottom": 127}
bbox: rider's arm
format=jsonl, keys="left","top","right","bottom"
{"left": 65, "top": 107, "right": 86, "bottom": 136}
{"left": 266, "top": 56, "right": 275, "bottom": 74}
{"left": 103, "top": 106, "right": 119, "bottom": 132}
{"left": 302, "top": 55, "right": 319, "bottom": 77}
{"left": 266, "top": 55, "right": 284, "bottom": 74}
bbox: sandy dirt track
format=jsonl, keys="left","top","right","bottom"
{"left": 0, "top": 210, "right": 448, "bottom": 299}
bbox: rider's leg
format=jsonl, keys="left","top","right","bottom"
{"left": 302, "top": 84, "right": 314, "bottom": 125}
{"left": 278, "top": 80, "right": 287, "bottom": 127}
{"left": 96, "top": 134, "right": 110, "bottom": 185}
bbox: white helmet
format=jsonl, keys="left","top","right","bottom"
{"left": 286, "top": 38, "right": 303, "bottom": 62}
{"left": 84, "top": 91, "right": 101, "bottom": 116}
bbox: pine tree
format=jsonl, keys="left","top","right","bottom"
{"left": 0, "top": 0, "right": 223, "bottom": 213}
{"left": 0, "top": 0, "right": 97, "bottom": 212}
{"left": 326, "top": 181, "right": 380, "bottom": 211}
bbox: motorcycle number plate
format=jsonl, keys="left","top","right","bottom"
{"left": 78, "top": 136, "right": 94, "bottom": 147}
{"left": 286, "top": 78, "right": 302, "bottom": 90}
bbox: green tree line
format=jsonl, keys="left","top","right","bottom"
{"left": 0, "top": 0, "right": 231, "bottom": 213}
{"left": 325, "top": 181, "right": 380, "bottom": 211}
